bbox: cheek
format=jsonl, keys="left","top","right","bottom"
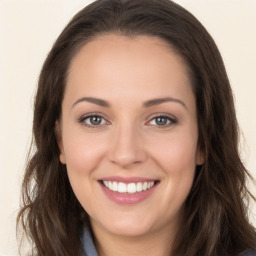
{"left": 61, "top": 133, "right": 107, "bottom": 210}
{"left": 151, "top": 132, "right": 198, "bottom": 209}
{"left": 158, "top": 139, "right": 197, "bottom": 189}
{"left": 150, "top": 129, "right": 199, "bottom": 172}
{"left": 62, "top": 133, "right": 107, "bottom": 213}
{"left": 149, "top": 129, "right": 198, "bottom": 196}
{"left": 62, "top": 129, "right": 107, "bottom": 172}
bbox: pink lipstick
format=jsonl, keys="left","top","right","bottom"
{"left": 99, "top": 177, "right": 159, "bottom": 204}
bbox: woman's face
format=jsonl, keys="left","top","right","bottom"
{"left": 57, "top": 34, "right": 203, "bottom": 238}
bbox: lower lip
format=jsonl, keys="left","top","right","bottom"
{"left": 100, "top": 182, "right": 158, "bottom": 205}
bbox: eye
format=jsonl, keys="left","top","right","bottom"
{"left": 79, "top": 114, "right": 108, "bottom": 128}
{"left": 147, "top": 114, "right": 177, "bottom": 127}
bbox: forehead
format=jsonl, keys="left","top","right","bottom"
{"left": 68, "top": 33, "right": 188, "bottom": 72}
{"left": 68, "top": 33, "right": 187, "bottom": 76}
{"left": 64, "top": 34, "right": 194, "bottom": 109}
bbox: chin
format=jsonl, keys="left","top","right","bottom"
{"left": 108, "top": 224, "right": 151, "bottom": 237}
{"left": 100, "top": 215, "right": 155, "bottom": 237}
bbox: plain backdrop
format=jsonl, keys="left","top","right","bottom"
{"left": 0, "top": 0, "right": 255, "bottom": 255}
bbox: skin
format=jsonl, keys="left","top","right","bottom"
{"left": 56, "top": 34, "right": 204, "bottom": 256}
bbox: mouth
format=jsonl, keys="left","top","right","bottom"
{"left": 100, "top": 180, "right": 160, "bottom": 194}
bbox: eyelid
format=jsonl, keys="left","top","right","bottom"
{"left": 77, "top": 112, "right": 177, "bottom": 128}
{"left": 78, "top": 112, "right": 110, "bottom": 128}
{"left": 146, "top": 113, "right": 177, "bottom": 127}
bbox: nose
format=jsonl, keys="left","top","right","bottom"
{"left": 108, "top": 123, "right": 148, "bottom": 168}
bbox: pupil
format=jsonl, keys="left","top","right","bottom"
{"left": 156, "top": 117, "right": 167, "bottom": 125}
{"left": 90, "top": 116, "right": 101, "bottom": 125}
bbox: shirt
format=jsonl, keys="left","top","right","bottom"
{"left": 81, "top": 226, "right": 256, "bottom": 256}
{"left": 81, "top": 227, "right": 98, "bottom": 256}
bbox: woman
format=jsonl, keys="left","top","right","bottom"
{"left": 17, "top": 0, "right": 256, "bottom": 255}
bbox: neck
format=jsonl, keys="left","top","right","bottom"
{"left": 91, "top": 222, "right": 177, "bottom": 256}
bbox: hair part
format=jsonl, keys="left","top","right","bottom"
{"left": 17, "top": 0, "right": 256, "bottom": 255}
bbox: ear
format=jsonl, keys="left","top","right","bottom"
{"left": 195, "top": 145, "right": 204, "bottom": 166}
{"left": 55, "top": 121, "right": 66, "bottom": 164}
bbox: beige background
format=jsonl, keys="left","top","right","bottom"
{"left": 0, "top": 0, "right": 255, "bottom": 255}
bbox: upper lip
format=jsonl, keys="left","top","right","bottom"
{"left": 99, "top": 176, "right": 159, "bottom": 184}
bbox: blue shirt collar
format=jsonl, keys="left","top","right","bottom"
{"left": 81, "top": 225, "right": 255, "bottom": 256}
{"left": 81, "top": 225, "right": 98, "bottom": 256}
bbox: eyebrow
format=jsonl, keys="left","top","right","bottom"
{"left": 72, "top": 97, "right": 111, "bottom": 108}
{"left": 143, "top": 97, "right": 188, "bottom": 110}
{"left": 72, "top": 96, "right": 187, "bottom": 110}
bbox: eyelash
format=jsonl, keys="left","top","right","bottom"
{"left": 78, "top": 113, "right": 177, "bottom": 128}
{"left": 79, "top": 113, "right": 109, "bottom": 128}
{"left": 146, "top": 114, "right": 177, "bottom": 128}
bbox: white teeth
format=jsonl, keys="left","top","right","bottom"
{"left": 118, "top": 182, "right": 127, "bottom": 193}
{"left": 136, "top": 182, "right": 142, "bottom": 192}
{"left": 103, "top": 180, "right": 156, "bottom": 193}
{"left": 147, "top": 182, "right": 154, "bottom": 189}
{"left": 112, "top": 181, "right": 118, "bottom": 191}
{"left": 127, "top": 183, "right": 136, "bottom": 194}
{"left": 108, "top": 181, "right": 113, "bottom": 190}
{"left": 142, "top": 182, "right": 148, "bottom": 191}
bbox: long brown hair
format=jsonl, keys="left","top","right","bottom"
{"left": 17, "top": 0, "right": 256, "bottom": 255}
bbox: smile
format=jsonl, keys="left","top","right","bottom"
{"left": 102, "top": 181, "right": 156, "bottom": 194}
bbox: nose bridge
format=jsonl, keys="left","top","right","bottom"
{"left": 108, "top": 120, "right": 147, "bottom": 168}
